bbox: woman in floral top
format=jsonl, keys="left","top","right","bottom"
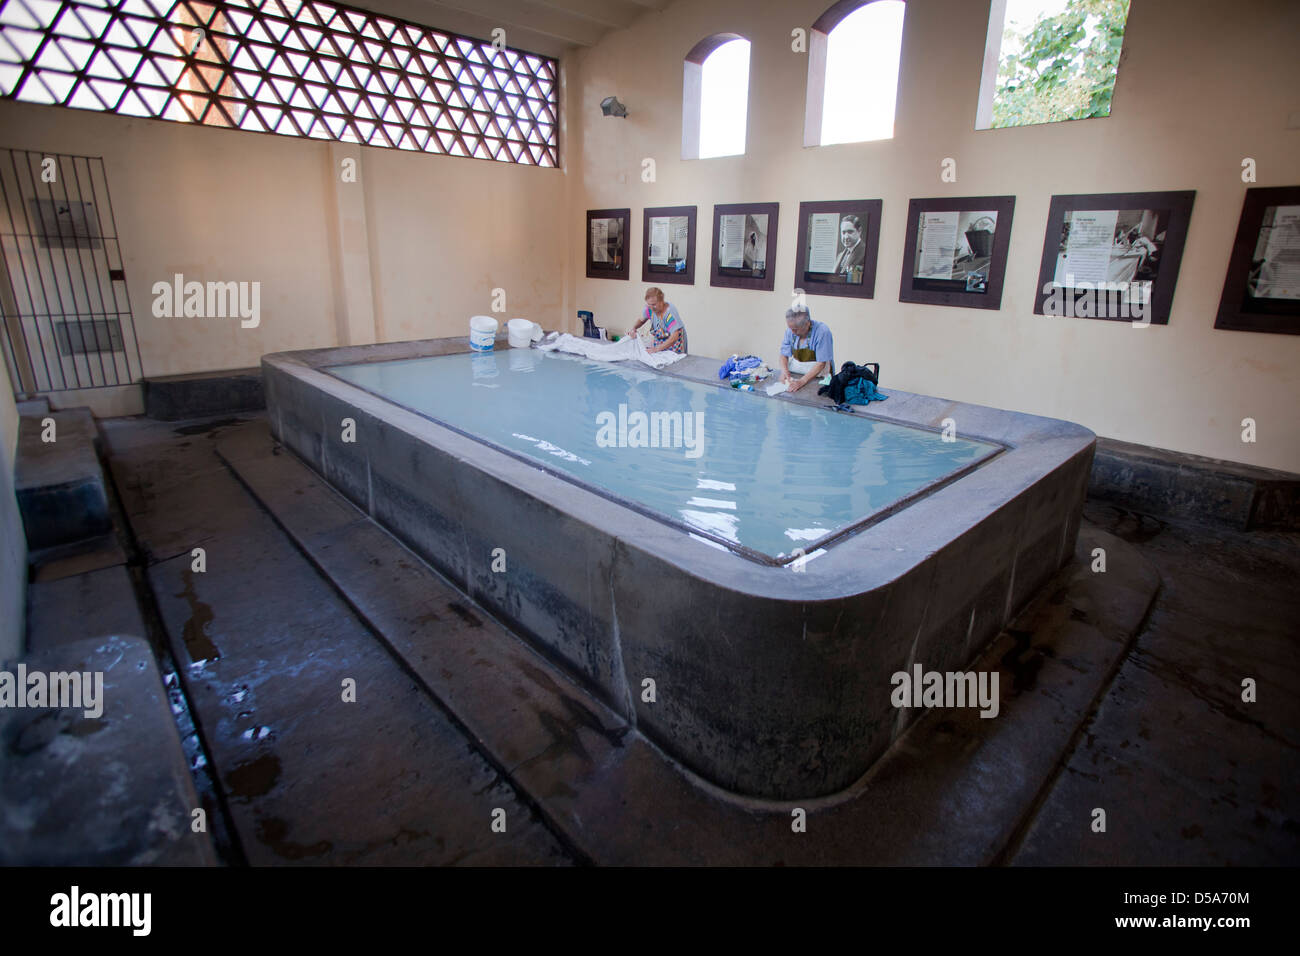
{"left": 630, "top": 287, "right": 687, "bottom": 355}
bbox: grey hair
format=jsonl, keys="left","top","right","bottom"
{"left": 784, "top": 306, "right": 812, "bottom": 322}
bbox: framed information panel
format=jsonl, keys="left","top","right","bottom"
{"left": 793, "top": 199, "right": 883, "bottom": 299}
{"left": 586, "top": 207, "right": 630, "bottom": 280}
{"left": 1032, "top": 191, "right": 1195, "bottom": 325}
{"left": 641, "top": 205, "right": 697, "bottom": 286}
{"left": 710, "top": 202, "right": 779, "bottom": 292}
{"left": 899, "top": 196, "right": 1015, "bottom": 309}
{"left": 1214, "top": 185, "right": 1300, "bottom": 335}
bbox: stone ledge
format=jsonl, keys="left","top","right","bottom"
{"left": 0, "top": 634, "right": 217, "bottom": 865}
{"left": 1089, "top": 437, "right": 1300, "bottom": 530}
{"left": 15, "top": 408, "right": 111, "bottom": 551}
{"left": 144, "top": 367, "right": 264, "bottom": 421}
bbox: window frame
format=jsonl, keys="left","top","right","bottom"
{"left": 974, "top": 0, "right": 1130, "bottom": 132}
{"left": 803, "top": 0, "right": 906, "bottom": 148}
{"left": 681, "top": 31, "right": 749, "bottom": 161}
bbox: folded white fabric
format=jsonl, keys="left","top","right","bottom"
{"left": 535, "top": 332, "right": 685, "bottom": 369}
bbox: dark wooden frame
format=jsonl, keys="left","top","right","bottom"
{"left": 1214, "top": 185, "right": 1300, "bottom": 335}
{"left": 586, "top": 207, "right": 631, "bottom": 280}
{"left": 641, "top": 205, "right": 698, "bottom": 286}
{"left": 898, "top": 196, "right": 1015, "bottom": 309}
{"left": 1032, "top": 190, "right": 1195, "bottom": 326}
{"left": 710, "top": 202, "right": 780, "bottom": 292}
{"left": 793, "top": 199, "right": 882, "bottom": 299}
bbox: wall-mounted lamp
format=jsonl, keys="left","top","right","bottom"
{"left": 600, "top": 96, "right": 628, "bottom": 118}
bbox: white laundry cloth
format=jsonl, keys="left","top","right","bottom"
{"left": 787, "top": 357, "right": 823, "bottom": 375}
{"left": 536, "top": 332, "right": 685, "bottom": 370}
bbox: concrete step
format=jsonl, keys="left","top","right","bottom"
{"left": 28, "top": 534, "right": 129, "bottom": 584}
{"left": 15, "top": 407, "right": 111, "bottom": 551}
{"left": 107, "top": 427, "right": 574, "bottom": 865}
{"left": 27, "top": 563, "right": 146, "bottom": 655}
{"left": 217, "top": 419, "right": 1162, "bottom": 864}
{"left": 0, "top": 634, "right": 218, "bottom": 865}
{"left": 144, "top": 368, "right": 264, "bottom": 421}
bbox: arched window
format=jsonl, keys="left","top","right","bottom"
{"left": 804, "top": 0, "right": 905, "bottom": 147}
{"left": 682, "top": 34, "right": 750, "bottom": 160}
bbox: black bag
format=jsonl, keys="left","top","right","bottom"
{"left": 818, "top": 362, "right": 880, "bottom": 404}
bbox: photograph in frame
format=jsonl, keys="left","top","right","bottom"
{"left": 710, "top": 202, "right": 780, "bottom": 291}
{"left": 586, "top": 207, "right": 631, "bottom": 280}
{"left": 898, "top": 196, "right": 1015, "bottom": 309}
{"left": 642, "top": 205, "right": 698, "bottom": 285}
{"left": 794, "top": 200, "right": 882, "bottom": 300}
{"left": 1214, "top": 186, "right": 1300, "bottom": 335}
{"left": 1032, "top": 191, "right": 1195, "bottom": 326}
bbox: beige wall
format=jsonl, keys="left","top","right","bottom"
{"left": 0, "top": 355, "right": 25, "bottom": 663}
{"left": 0, "top": 97, "right": 570, "bottom": 377}
{"left": 0, "top": 101, "right": 338, "bottom": 375}
{"left": 569, "top": 0, "right": 1300, "bottom": 472}
{"left": 362, "top": 144, "right": 568, "bottom": 341}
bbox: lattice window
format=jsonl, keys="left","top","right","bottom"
{"left": 0, "top": 0, "right": 559, "bottom": 166}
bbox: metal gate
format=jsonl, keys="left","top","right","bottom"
{"left": 0, "top": 148, "right": 142, "bottom": 395}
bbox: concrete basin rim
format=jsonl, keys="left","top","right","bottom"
{"left": 261, "top": 343, "right": 1095, "bottom": 603}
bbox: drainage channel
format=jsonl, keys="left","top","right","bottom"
{"left": 96, "top": 424, "right": 248, "bottom": 867}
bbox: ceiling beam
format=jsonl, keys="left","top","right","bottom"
{"left": 414, "top": 0, "right": 607, "bottom": 47}
{"left": 525, "top": 0, "right": 644, "bottom": 31}
{"left": 338, "top": 0, "right": 583, "bottom": 57}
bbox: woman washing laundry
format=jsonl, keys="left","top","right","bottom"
{"left": 779, "top": 306, "right": 834, "bottom": 393}
{"left": 629, "top": 287, "right": 688, "bottom": 355}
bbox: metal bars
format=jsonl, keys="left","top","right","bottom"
{"left": 0, "top": 147, "right": 142, "bottom": 393}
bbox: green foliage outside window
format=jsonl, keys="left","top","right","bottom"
{"left": 993, "top": 0, "right": 1130, "bottom": 128}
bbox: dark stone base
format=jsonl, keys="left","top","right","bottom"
{"left": 144, "top": 367, "right": 264, "bottom": 421}
{"left": 262, "top": 337, "right": 1096, "bottom": 800}
{"left": 1089, "top": 437, "right": 1300, "bottom": 531}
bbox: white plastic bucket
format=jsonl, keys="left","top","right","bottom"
{"left": 469, "top": 315, "right": 498, "bottom": 351}
{"left": 507, "top": 318, "right": 542, "bottom": 348}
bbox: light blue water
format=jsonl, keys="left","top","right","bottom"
{"left": 328, "top": 349, "right": 997, "bottom": 560}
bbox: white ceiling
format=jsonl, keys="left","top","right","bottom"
{"left": 338, "top": 0, "right": 672, "bottom": 59}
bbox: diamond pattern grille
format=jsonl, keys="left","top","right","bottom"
{"left": 0, "top": 0, "right": 559, "bottom": 166}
